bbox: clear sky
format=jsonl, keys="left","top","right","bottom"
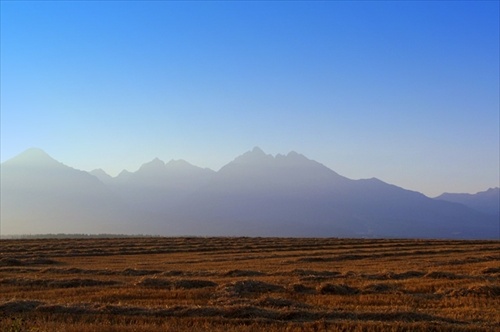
{"left": 1, "top": 1, "right": 499, "bottom": 197}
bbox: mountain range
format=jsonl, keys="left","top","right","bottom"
{"left": 1, "top": 147, "right": 498, "bottom": 239}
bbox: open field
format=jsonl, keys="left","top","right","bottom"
{"left": 1, "top": 237, "right": 499, "bottom": 331}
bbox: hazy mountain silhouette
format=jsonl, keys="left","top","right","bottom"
{"left": 90, "top": 168, "right": 113, "bottom": 184}
{"left": 1, "top": 147, "right": 497, "bottom": 239}
{"left": 435, "top": 188, "right": 499, "bottom": 217}
{"left": 105, "top": 158, "right": 215, "bottom": 216}
{"left": 1, "top": 148, "right": 143, "bottom": 235}
{"left": 168, "top": 148, "right": 497, "bottom": 238}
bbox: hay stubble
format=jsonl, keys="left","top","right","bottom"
{"left": 0, "top": 237, "right": 498, "bottom": 331}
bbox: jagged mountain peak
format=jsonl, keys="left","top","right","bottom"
{"left": 252, "top": 146, "right": 265, "bottom": 154}
{"left": 17, "top": 147, "right": 49, "bottom": 157}
{"left": 90, "top": 168, "right": 113, "bottom": 183}
{"left": 232, "top": 147, "right": 272, "bottom": 164}
{"left": 164, "top": 159, "right": 214, "bottom": 173}
{"left": 146, "top": 157, "right": 165, "bottom": 167}
{"left": 2, "top": 148, "right": 63, "bottom": 168}
{"left": 136, "top": 157, "right": 166, "bottom": 173}
{"left": 282, "top": 151, "right": 310, "bottom": 163}
{"left": 115, "top": 169, "right": 133, "bottom": 181}
{"left": 166, "top": 159, "right": 194, "bottom": 168}
{"left": 435, "top": 187, "right": 499, "bottom": 216}
{"left": 231, "top": 147, "right": 313, "bottom": 166}
{"left": 91, "top": 168, "right": 110, "bottom": 175}
{"left": 437, "top": 187, "right": 500, "bottom": 198}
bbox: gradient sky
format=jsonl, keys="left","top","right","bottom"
{"left": 1, "top": 1, "right": 499, "bottom": 197}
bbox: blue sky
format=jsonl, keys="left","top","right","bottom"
{"left": 1, "top": 1, "right": 499, "bottom": 196}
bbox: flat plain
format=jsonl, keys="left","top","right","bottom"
{"left": 1, "top": 237, "right": 499, "bottom": 331}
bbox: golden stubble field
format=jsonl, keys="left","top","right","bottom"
{"left": 0, "top": 237, "right": 499, "bottom": 331}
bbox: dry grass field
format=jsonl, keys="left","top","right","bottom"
{"left": 1, "top": 237, "right": 499, "bottom": 331}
